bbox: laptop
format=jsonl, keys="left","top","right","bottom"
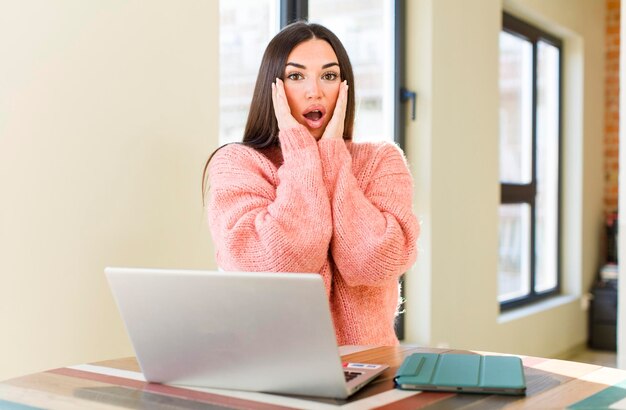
{"left": 105, "top": 267, "right": 388, "bottom": 399}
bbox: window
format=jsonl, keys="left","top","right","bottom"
{"left": 219, "top": 0, "right": 278, "bottom": 145}
{"left": 308, "top": 0, "right": 397, "bottom": 143}
{"left": 498, "top": 13, "right": 562, "bottom": 309}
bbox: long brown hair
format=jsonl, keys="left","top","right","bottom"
{"left": 202, "top": 21, "right": 356, "bottom": 201}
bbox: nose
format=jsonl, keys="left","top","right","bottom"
{"left": 305, "top": 78, "right": 322, "bottom": 99}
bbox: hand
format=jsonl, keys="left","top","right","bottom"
{"left": 272, "top": 78, "right": 300, "bottom": 131}
{"left": 321, "top": 80, "right": 348, "bottom": 141}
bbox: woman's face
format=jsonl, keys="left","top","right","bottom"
{"left": 282, "top": 39, "right": 341, "bottom": 140}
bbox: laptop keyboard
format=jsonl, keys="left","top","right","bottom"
{"left": 344, "top": 371, "right": 362, "bottom": 382}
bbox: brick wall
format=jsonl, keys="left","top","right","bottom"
{"left": 605, "top": 0, "right": 620, "bottom": 216}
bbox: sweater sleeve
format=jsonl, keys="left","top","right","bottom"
{"left": 207, "top": 125, "right": 332, "bottom": 274}
{"left": 318, "top": 139, "right": 419, "bottom": 286}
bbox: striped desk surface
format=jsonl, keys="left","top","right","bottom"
{"left": 2, "top": 345, "right": 626, "bottom": 410}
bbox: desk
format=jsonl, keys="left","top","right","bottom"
{"left": 2, "top": 345, "right": 626, "bottom": 409}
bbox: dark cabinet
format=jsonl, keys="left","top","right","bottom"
{"left": 588, "top": 280, "right": 617, "bottom": 351}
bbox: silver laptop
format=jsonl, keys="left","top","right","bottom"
{"left": 105, "top": 267, "right": 388, "bottom": 399}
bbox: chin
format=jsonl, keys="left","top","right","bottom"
{"left": 307, "top": 128, "right": 324, "bottom": 140}
{"left": 299, "top": 121, "right": 327, "bottom": 140}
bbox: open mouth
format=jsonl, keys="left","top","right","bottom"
{"left": 302, "top": 106, "right": 326, "bottom": 129}
{"left": 304, "top": 110, "right": 323, "bottom": 121}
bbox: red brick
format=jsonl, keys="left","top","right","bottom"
{"left": 607, "top": 49, "right": 620, "bottom": 59}
{"left": 608, "top": 1, "right": 620, "bottom": 10}
{"left": 608, "top": 25, "right": 621, "bottom": 35}
{"left": 606, "top": 43, "right": 621, "bottom": 52}
{"left": 604, "top": 0, "right": 620, "bottom": 217}
{"left": 606, "top": 198, "right": 618, "bottom": 207}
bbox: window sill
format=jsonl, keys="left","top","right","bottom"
{"left": 497, "top": 294, "right": 579, "bottom": 324}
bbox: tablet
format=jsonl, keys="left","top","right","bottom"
{"left": 394, "top": 353, "right": 526, "bottom": 395}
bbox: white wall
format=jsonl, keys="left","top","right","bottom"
{"left": 404, "top": 0, "right": 605, "bottom": 358}
{"left": 0, "top": 0, "right": 218, "bottom": 380}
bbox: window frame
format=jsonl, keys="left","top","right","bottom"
{"left": 499, "top": 12, "right": 563, "bottom": 311}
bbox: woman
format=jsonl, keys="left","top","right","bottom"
{"left": 203, "top": 22, "right": 418, "bottom": 346}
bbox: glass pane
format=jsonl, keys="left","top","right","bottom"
{"left": 499, "top": 31, "right": 533, "bottom": 184}
{"left": 498, "top": 204, "right": 531, "bottom": 302}
{"left": 535, "top": 41, "right": 560, "bottom": 293}
{"left": 309, "top": 0, "right": 394, "bottom": 143}
{"left": 219, "top": 0, "right": 278, "bottom": 145}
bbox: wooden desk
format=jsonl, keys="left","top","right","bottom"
{"left": 2, "top": 345, "right": 626, "bottom": 409}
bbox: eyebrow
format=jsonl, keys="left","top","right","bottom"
{"left": 285, "top": 62, "right": 340, "bottom": 69}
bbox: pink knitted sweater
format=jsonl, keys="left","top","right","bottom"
{"left": 207, "top": 125, "right": 419, "bottom": 346}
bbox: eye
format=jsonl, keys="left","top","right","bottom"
{"left": 322, "top": 71, "right": 339, "bottom": 81}
{"left": 286, "top": 72, "right": 304, "bottom": 81}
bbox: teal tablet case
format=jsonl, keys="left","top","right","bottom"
{"left": 394, "top": 353, "right": 526, "bottom": 395}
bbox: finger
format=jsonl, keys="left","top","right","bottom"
{"left": 334, "top": 81, "right": 348, "bottom": 121}
{"left": 276, "top": 79, "right": 289, "bottom": 109}
{"left": 273, "top": 78, "right": 299, "bottom": 131}
{"left": 272, "top": 80, "right": 286, "bottom": 129}
{"left": 321, "top": 82, "right": 347, "bottom": 140}
{"left": 276, "top": 78, "right": 287, "bottom": 103}
{"left": 335, "top": 82, "right": 348, "bottom": 135}
{"left": 275, "top": 79, "right": 286, "bottom": 110}
{"left": 271, "top": 81, "right": 279, "bottom": 114}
